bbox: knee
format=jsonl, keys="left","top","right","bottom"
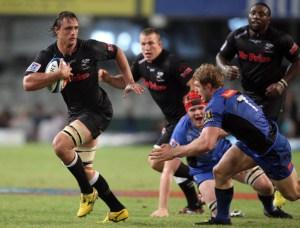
{"left": 147, "top": 156, "right": 163, "bottom": 172}
{"left": 213, "top": 165, "right": 223, "bottom": 179}
{"left": 83, "top": 166, "right": 95, "bottom": 180}
{"left": 52, "top": 134, "right": 72, "bottom": 158}
{"left": 52, "top": 135, "right": 64, "bottom": 157}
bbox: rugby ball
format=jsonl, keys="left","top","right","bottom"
{"left": 45, "top": 58, "right": 68, "bottom": 93}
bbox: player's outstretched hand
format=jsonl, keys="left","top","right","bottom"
{"left": 123, "top": 83, "right": 144, "bottom": 97}
{"left": 150, "top": 208, "right": 169, "bottom": 218}
{"left": 149, "top": 144, "right": 174, "bottom": 162}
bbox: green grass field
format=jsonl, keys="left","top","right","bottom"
{"left": 0, "top": 144, "right": 300, "bottom": 227}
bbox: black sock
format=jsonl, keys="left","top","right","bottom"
{"left": 215, "top": 187, "right": 233, "bottom": 221}
{"left": 174, "top": 162, "right": 199, "bottom": 209}
{"left": 66, "top": 153, "right": 93, "bottom": 194}
{"left": 92, "top": 173, "right": 125, "bottom": 212}
{"left": 174, "top": 162, "right": 193, "bottom": 180}
{"left": 258, "top": 194, "right": 275, "bottom": 213}
{"left": 178, "top": 179, "right": 200, "bottom": 209}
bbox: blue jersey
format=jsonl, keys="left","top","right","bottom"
{"left": 170, "top": 114, "right": 231, "bottom": 172}
{"left": 203, "top": 88, "right": 273, "bottom": 154}
{"left": 203, "top": 87, "right": 293, "bottom": 180}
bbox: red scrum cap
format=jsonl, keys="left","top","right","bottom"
{"left": 183, "top": 90, "right": 206, "bottom": 112}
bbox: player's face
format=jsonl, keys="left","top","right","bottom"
{"left": 248, "top": 5, "right": 270, "bottom": 33}
{"left": 56, "top": 17, "right": 79, "bottom": 48}
{"left": 140, "top": 33, "right": 162, "bottom": 62}
{"left": 188, "top": 104, "right": 206, "bottom": 128}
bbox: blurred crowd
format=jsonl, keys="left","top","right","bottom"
{"left": 0, "top": 103, "right": 66, "bottom": 142}
{"left": 0, "top": 90, "right": 299, "bottom": 143}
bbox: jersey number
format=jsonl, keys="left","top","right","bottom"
{"left": 236, "top": 95, "right": 258, "bottom": 112}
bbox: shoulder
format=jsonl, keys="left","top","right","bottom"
{"left": 268, "top": 26, "right": 286, "bottom": 37}
{"left": 82, "top": 39, "right": 104, "bottom": 48}
{"left": 83, "top": 39, "right": 117, "bottom": 50}
{"left": 171, "top": 114, "right": 191, "bottom": 143}
{"left": 230, "top": 26, "right": 248, "bottom": 39}
{"left": 207, "top": 89, "right": 228, "bottom": 110}
{"left": 36, "top": 43, "right": 56, "bottom": 61}
{"left": 268, "top": 26, "right": 294, "bottom": 43}
{"left": 164, "top": 50, "right": 179, "bottom": 63}
{"left": 175, "top": 114, "right": 192, "bottom": 131}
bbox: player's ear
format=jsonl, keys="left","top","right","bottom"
{"left": 158, "top": 39, "right": 163, "bottom": 48}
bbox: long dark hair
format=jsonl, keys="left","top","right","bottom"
{"left": 50, "top": 11, "right": 78, "bottom": 37}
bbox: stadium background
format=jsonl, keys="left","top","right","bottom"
{"left": 0, "top": 0, "right": 299, "bottom": 146}
{"left": 1, "top": 1, "right": 300, "bottom": 227}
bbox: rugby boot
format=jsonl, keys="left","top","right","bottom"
{"left": 264, "top": 207, "right": 293, "bottom": 219}
{"left": 273, "top": 190, "right": 287, "bottom": 208}
{"left": 195, "top": 217, "right": 232, "bottom": 225}
{"left": 101, "top": 208, "right": 129, "bottom": 223}
{"left": 77, "top": 188, "right": 98, "bottom": 217}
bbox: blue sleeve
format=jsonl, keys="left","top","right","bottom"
{"left": 203, "top": 96, "right": 224, "bottom": 128}
{"left": 170, "top": 115, "right": 190, "bottom": 147}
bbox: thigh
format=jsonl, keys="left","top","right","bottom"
{"left": 56, "top": 119, "right": 94, "bottom": 149}
{"left": 215, "top": 145, "right": 256, "bottom": 178}
{"left": 70, "top": 111, "right": 112, "bottom": 139}
{"left": 272, "top": 169, "right": 300, "bottom": 201}
{"left": 69, "top": 119, "right": 94, "bottom": 144}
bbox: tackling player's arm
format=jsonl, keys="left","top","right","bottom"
{"left": 149, "top": 126, "right": 222, "bottom": 162}
{"left": 23, "top": 59, "right": 72, "bottom": 91}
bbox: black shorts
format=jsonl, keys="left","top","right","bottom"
{"left": 155, "top": 122, "right": 177, "bottom": 145}
{"left": 244, "top": 90, "right": 286, "bottom": 122}
{"left": 68, "top": 107, "right": 113, "bottom": 139}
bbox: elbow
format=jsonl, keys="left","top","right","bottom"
{"left": 206, "top": 143, "right": 215, "bottom": 151}
{"left": 23, "top": 76, "right": 34, "bottom": 91}
{"left": 205, "top": 140, "right": 216, "bottom": 151}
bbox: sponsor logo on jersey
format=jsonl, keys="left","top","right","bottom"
{"left": 73, "top": 73, "right": 90, "bottom": 81}
{"left": 156, "top": 71, "right": 165, "bottom": 82}
{"left": 81, "top": 58, "right": 90, "bottom": 70}
{"left": 249, "top": 39, "right": 262, "bottom": 44}
{"left": 170, "top": 138, "right": 179, "bottom": 147}
{"left": 203, "top": 110, "right": 213, "bottom": 125}
{"left": 107, "top": 44, "right": 115, "bottom": 52}
{"left": 144, "top": 79, "right": 167, "bottom": 91}
{"left": 264, "top": 43, "right": 274, "bottom": 53}
{"left": 238, "top": 51, "right": 271, "bottom": 63}
{"left": 26, "top": 62, "right": 41, "bottom": 72}
{"left": 180, "top": 67, "right": 193, "bottom": 78}
{"left": 289, "top": 43, "right": 299, "bottom": 55}
{"left": 187, "top": 133, "right": 194, "bottom": 143}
